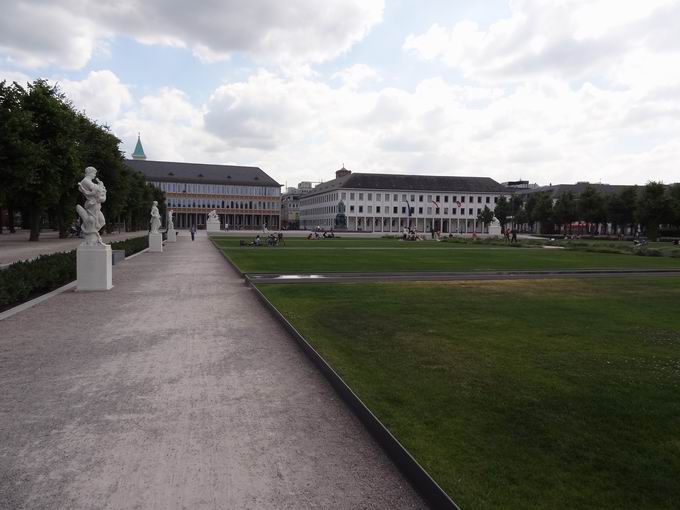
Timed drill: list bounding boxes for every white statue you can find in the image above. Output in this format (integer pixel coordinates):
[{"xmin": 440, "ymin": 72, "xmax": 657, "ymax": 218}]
[
  {"xmin": 207, "ymin": 210, "xmax": 219, "ymax": 222},
  {"xmin": 167, "ymin": 209, "xmax": 175, "ymax": 231},
  {"xmin": 76, "ymin": 166, "xmax": 107, "ymax": 246},
  {"xmin": 150, "ymin": 201, "xmax": 161, "ymax": 234}
]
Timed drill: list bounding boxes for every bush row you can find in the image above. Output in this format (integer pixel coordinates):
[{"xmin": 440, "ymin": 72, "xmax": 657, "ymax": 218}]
[{"xmin": 0, "ymin": 235, "xmax": 148, "ymax": 312}]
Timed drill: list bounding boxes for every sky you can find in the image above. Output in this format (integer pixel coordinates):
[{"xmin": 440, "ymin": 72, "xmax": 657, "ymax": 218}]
[{"xmin": 2, "ymin": 0, "xmax": 679, "ymax": 187}]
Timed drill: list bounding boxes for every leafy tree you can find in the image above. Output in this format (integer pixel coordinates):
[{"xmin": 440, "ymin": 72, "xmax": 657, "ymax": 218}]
[
  {"xmin": 510, "ymin": 194, "xmax": 524, "ymax": 228},
  {"xmin": 669, "ymin": 183, "xmax": 680, "ymax": 229},
  {"xmin": 577, "ymin": 185, "xmax": 606, "ymax": 234},
  {"xmin": 636, "ymin": 182, "xmax": 670, "ymax": 240},
  {"xmin": 514, "ymin": 206, "xmax": 529, "ymax": 228},
  {"xmin": 528, "ymin": 192, "xmax": 553, "ymax": 233},
  {"xmin": 478, "ymin": 205, "xmax": 495, "ymax": 230},
  {"xmin": 607, "ymin": 187, "xmax": 638, "ymax": 235},
  {"xmin": 494, "ymin": 195, "xmax": 510, "ymax": 228},
  {"xmin": 552, "ymin": 191, "xmax": 577, "ymax": 233}
]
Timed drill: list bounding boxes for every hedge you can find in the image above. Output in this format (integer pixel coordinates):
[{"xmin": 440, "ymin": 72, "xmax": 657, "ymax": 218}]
[{"xmin": 0, "ymin": 235, "xmax": 148, "ymax": 312}]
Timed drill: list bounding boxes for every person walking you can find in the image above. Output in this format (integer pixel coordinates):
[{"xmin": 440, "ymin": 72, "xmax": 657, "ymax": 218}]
[{"xmin": 191, "ymin": 224, "xmax": 197, "ymax": 241}]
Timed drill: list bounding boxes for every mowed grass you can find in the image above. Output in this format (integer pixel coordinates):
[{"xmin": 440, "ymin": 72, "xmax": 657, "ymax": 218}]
[
  {"xmin": 212, "ymin": 237, "xmax": 680, "ymax": 273},
  {"xmin": 259, "ymin": 278, "xmax": 680, "ymax": 509}
]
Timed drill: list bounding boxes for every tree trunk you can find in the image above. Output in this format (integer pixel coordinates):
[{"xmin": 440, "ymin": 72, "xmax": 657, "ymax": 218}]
[
  {"xmin": 57, "ymin": 215, "xmax": 67, "ymax": 238},
  {"xmin": 29, "ymin": 207, "xmax": 42, "ymax": 241}
]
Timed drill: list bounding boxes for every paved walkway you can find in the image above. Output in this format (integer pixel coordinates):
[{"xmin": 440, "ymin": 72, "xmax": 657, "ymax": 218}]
[
  {"xmin": 0, "ymin": 230, "xmax": 148, "ymax": 266},
  {"xmin": 0, "ymin": 233, "xmax": 424, "ymax": 509}
]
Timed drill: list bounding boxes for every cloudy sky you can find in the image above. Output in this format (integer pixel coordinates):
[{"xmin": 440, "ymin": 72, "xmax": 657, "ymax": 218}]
[{"xmin": 2, "ymin": 0, "xmax": 679, "ymax": 187}]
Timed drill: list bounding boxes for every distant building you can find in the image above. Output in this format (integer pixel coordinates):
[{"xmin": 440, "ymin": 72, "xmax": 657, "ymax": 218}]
[
  {"xmin": 503, "ymin": 179, "xmax": 538, "ymax": 189},
  {"xmin": 281, "ymin": 181, "xmax": 316, "ymax": 229},
  {"xmin": 125, "ymin": 144, "xmax": 281, "ymax": 230},
  {"xmin": 299, "ymin": 167, "xmax": 510, "ymax": 233},
  {"xmin": 515, "ymin": 181, "xmax": 633, "ymax": 198}
]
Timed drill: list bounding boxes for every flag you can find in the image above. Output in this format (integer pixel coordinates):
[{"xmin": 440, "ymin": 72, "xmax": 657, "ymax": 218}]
[
  {"xmin": 405, "ymin": 200, "xmax": 412, "ymax": 216},
  {"xmin": 456, "ymin": 201, "xmax": 462, "ymax": 208},
  {"xmin": 432, "ymin": 200, "xmax": 440, "ymax": 209}
]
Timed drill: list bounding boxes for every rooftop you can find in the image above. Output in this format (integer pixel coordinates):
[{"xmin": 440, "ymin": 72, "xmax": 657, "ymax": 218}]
[
  {"xmin": 125, "ymin": 159, "xmax": 281, "ymax": 187},
  {"xmin": 306, "ymin": 172, "xmax": 511, "ymax": 196}
]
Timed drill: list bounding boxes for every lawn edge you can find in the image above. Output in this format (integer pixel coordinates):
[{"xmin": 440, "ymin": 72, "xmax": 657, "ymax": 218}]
[{"xmin": 210, "ymin": 237, "xmax": 461, "ymax": 510}]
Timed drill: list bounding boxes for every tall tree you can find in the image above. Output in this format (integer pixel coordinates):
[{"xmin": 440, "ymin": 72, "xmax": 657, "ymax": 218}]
[
  {"xmin": 552, "ymin": 191, "xmax": 577, "ymax": 234},
  {"xmin": 607, "ymin": 187, "xmax": 638, "ymax": 235},
  {"xmin": 636, "ymin": 182, "xmax": 670, "ymax": 240},
  {"xmin": 577, "ymin": 185, "xmax": 606, "ymax": 234},
  {"xmin": 669, "ymin": 183, "xmax": 680, "ymax": 229},
  {"xmin": 494, "ymin": 195, "xmax": 511, "ymax": 228},
  {"xmin": 478, "ymin": 205, "xmax": 495, "ymax": 230},
  {"xmin": 528, "ymin": 192, "xmax": 553, "ymax": 233}
]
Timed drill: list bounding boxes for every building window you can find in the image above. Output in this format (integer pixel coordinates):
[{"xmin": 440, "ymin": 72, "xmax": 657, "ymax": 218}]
[
  {"xmin": 478, "ymin": 196, "xmax": 482, "ymax": 203},
  {"xmin": 393, "ymin": 194, "xmax": 398, "ymax": 201},
  {"xmin": 486, "ymin": 196, "xmax": 491, "ymax": 203},
  {"xmin": 341, "ymin": 192, "xmax": 346, "ymax": 199},
  {"xmin": 477, "ymin": 208, "xmax": 481, "ymax": 215},
  {"xmin": 350, "ymin": 193, "xmax": 355, "ymax": 200},
  {"xmin": 402, "ymin": 207, "xmax": 406, "ymax": 214},
  {"xmin": 368, "ymin": 193, "xmax": 372, "ymax": 201},
  {"xmin": 444, "ymin": 207, "xmax": 449, "ymax": 214},
  {"xmin": 436, "ymin": 195, "xmax": 440, "ymax": 202},
  {"xmin": 393, "ymin": 206, "xmax": 398, "ymax": 213},
  {"xmin": 427, "ymin": 195, "xmax": 432, "ymax": 202},
  {"xmin": 427, "ymin": 207, "xmax": 432, "ymax": 215},
  {"xmin": 403, "ymin": 194, "xmax": 407, "ymax": 201},
  {"xmin": 494, "ymin": 196, "xmax": 498, "ymax": 203},
  {"xmin": 359, "ymin": 193, "xmax": 363, "ymax": 200},
  {"xmin": 376, "ymin": 206, "xmax": 381, "ymax": 213},
  {"xmin": 418, "ymin": 207, "xmax": 423, "ymax": 214},
  {"xmin": 367, "ymin": 206, "xmax": 372, "ymax": 213},
  {"xmin": 468, "ymin": 208, "xmax": 473, "ymax": 215},
  {"xmin": 469, "ymin": 196, "xmax": 474, "ymax": 203},
  {"xmin": 350, "ymin": 205, "xmax": 355, "ymax": 212},
  {"xmin": 376, "ymin": 194, "xmax": 381, "ymax": 201},
  {"xmin": 419, "ymin": 195, "xmax": 424, "ymax": 202},
  {"xmin": 460, "ymin": 196, "xmax": 464, "ymax": 203},
  {"xmin": 359, "ymin": 206, "xmax": 363, "ymax": 213}
]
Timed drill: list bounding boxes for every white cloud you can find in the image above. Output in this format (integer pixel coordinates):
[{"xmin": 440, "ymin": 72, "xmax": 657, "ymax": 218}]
[
  {"xmin": 57, "ymin": 70, "xmax": 131, "ymax": 124},
  {"xmin": 0, "ymin": 0, "xmax": 384, "ymax": 70},
  {"xmin": 403, "ymin": 0, "xmax": 680, "ymax": 89}
]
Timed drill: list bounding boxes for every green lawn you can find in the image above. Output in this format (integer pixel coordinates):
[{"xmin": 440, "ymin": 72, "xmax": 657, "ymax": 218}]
[
  {"xmin": 259, "ymin": 278, "xmax": 680, "ymax": 510},
  {"xmin": 213, "ymin": 237, "xmax": 680, "ymax": 273}
]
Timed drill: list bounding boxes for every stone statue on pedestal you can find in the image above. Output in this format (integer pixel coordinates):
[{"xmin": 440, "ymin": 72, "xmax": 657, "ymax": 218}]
[
  {"xmin": 76, "ymin": 166, "xmax": 108, "ymax": 246},
  {"xmin": 207, "ymin": 210, "xmax": 219, "ymax": 222},
  {"xmin": 167, "ymin": 209, "xmax": 175, "ymax": 231},
  {"xmin": 150, "ymin": 201, "xmax": 161, "ymax": 233},
  {"xmin": 334, "ymin": 200, "xmax": 347, "ymax": 230}
]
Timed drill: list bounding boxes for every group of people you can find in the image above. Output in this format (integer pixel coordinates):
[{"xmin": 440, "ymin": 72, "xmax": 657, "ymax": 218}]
[
  {"xmin": 503, "ymin": 228, "xmax": 518, "ymax": 243},
  {"xmin": 307, "ymin": 229, "xmax": 336, "ymax": 240},
  {"xmin": 243, "ymin": 232, "xmax": 284, "ymax": 247}
]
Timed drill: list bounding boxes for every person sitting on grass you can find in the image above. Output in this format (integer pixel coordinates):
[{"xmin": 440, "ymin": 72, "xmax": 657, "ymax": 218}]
[{"xmin": 250, "ymin": 235, "xmax": 261, "ymax": 247}]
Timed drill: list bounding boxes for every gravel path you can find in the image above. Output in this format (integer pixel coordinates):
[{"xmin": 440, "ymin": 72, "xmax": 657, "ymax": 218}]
[
  {"xmin": 0, "ymin": 233, "xmax": 425, "ymax": 509},
  {"xmin": 0, "ymin": 230, "xmax": 148, "ymax": 266}
]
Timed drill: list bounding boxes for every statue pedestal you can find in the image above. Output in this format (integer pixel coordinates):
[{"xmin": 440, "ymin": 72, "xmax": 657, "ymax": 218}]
[
  {"xmin": 488, "ymin": 223, "xmax": 502, "ymax": 236},
  {"xmin": 77, "ymin": 244, "xmax": 112, "ymax": 291},
  {"xmin": 149, "ymin": 232, "xmax": 163, "ymax": 252},
  {"xmin": 167, "ymin": 229, "xmax": 177, "ymax": 242},
  {"xmin": 206, "ymin": 220, "xmax": 221, "ymax": 232}
]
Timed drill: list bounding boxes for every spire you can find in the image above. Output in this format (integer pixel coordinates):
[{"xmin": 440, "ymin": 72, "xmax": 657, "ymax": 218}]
[{"xmin": 132, "ymin": 132, "xmax": 147, "ymax": 160}]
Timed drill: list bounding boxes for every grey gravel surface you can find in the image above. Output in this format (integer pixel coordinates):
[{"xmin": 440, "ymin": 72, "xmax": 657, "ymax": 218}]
[
  {"xmin": 0, "ymin": 234, "xmax": 425, "ymax": 510},
  {"xmin": 0, "ymin": 230, "xmax": 147, "ymax": 266}
]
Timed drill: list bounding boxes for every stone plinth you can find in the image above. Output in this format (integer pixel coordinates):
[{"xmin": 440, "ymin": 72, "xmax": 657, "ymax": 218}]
[
  {"xmin": 167, "ymin": 229, "xmax": 177, "ymax": 242},
  {"xmin": 77, "ymin": 244, "xmax": 112, "ymax": 291},
  {"xmin": 206, "ymin": 220, "xmax": 221, "ymax": 232},
  {"xmin": 488, "ymin": 223, "xmax": 502, "ymax": 236},
  {"xmin": 149, "ymin": 232, "xmax": 163, "ymax": 252}
]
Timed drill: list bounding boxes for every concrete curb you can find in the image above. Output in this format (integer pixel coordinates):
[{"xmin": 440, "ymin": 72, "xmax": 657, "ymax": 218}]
[
  {"xmin": 212, "ymin": 240, "xmax": 460, "ymax": 510},
  {"xmin": 0, "ymin": 247, "xmax": 150, "ymax": 321}
]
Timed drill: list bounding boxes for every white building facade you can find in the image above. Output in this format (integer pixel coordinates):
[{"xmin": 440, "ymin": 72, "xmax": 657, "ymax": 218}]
[{"xmin": 299, "ymin": 169, "xmax": 511, "ymax": 233}]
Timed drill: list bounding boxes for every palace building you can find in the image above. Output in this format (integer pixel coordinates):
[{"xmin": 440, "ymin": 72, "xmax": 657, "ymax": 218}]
[
  {"xmin": 125, "ymin": 136, "xmax": 281, "ymax": 230},
  {"xmin": 299, "ymin": 167, "xmax": 510, "ymax": 233}
]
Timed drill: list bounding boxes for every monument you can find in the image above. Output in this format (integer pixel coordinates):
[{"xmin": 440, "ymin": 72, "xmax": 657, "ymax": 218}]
[
  {"xmin": 149, "ymin": 201, "xmax": 163, "ymax": 252},
  {"xmin": 488, "ymin": 217, "xmax": 502, "ymax": 237},
  {"xmin": 75, "ymin": 166, "xmax": 112, "ymax": 291},
  {"xmin": 206, "ymin": 209, "xmax": 221, "ymax": 232},
  {"xmin": 166, "ymin": 209, "xmax": 177, "ymax": 242},
  {"xmin": 334, "ymin": 200, "xmax": 347, "ymax": 230}
]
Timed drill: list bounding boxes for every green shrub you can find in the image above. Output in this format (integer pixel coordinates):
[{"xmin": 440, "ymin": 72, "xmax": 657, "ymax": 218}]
[
  {"xmin": 634, "ymin": 247, "xmax": 662, "ymax": 257},
  {"xmin": 110, "ymin": 235, "xmax": 148, "ymax": 256},
  {"xmin": 0, "ymin": 251, "xmax": 77, "ymax": 312},
  {"xmin": 0, "ymin": 235, "xmax": 148, "ymax": 312}
]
